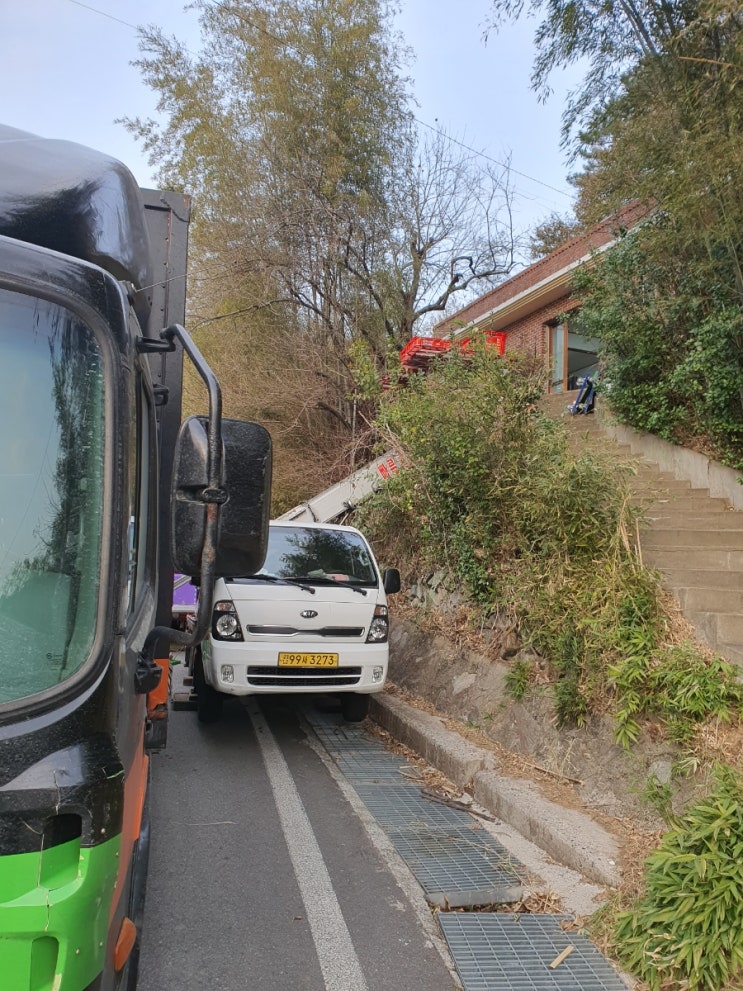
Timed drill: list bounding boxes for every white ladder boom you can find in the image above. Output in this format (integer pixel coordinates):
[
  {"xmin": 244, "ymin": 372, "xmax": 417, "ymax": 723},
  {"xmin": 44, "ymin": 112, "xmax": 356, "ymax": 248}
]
[{"xmin": 276, "ymin": 451, "xmax": 399, "ymax": 523}]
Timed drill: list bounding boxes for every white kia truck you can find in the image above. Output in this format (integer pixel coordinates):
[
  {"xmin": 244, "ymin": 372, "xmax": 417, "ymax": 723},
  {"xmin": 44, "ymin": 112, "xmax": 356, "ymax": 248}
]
[{"xmin": 190, "ymin": 521, "xmax": 400, "ymax": 722}]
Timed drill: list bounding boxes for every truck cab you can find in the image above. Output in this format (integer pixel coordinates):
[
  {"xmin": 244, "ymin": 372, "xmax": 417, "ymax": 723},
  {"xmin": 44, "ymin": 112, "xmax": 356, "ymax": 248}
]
[{"xmin": 194, "ymin": 521, "xmax": 400, "ymax": 723}]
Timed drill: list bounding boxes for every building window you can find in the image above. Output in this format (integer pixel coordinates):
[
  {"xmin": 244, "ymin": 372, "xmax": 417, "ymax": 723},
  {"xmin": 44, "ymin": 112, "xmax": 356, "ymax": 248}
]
[
  {"xmin": 126, "ymin": 375, "xmax": 154, "ymax": 616},
  {"xmin": 548, "ymin": 313, "xmax": 600, "ymax": 393}
]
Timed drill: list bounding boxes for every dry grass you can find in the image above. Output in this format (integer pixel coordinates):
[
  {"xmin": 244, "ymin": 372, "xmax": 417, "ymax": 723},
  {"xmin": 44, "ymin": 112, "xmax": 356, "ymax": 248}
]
[
  {"xmin": 382, "ymin": 681, "xmax": 600, "ymax": 807},
  {"xmin": 391, "ymin": 593, "xmax": 513, "ymax": 663}
]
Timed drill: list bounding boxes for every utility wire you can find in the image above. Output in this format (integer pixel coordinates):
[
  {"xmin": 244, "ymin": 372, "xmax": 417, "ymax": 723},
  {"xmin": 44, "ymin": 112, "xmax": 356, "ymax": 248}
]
[
  {"xmin": 415, "ymin": 117, "xmax": 572, "ymax": 198},
  {"xmin": 67, "ymin": 0, "xmax": 137, "ymax": 29}
]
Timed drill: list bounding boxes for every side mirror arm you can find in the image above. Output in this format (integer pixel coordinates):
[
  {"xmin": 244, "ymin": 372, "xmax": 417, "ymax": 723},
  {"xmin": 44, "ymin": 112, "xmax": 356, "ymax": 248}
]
[{"xmin": 135, "ymin": 324, "xmax": 225, "ymax": 692}]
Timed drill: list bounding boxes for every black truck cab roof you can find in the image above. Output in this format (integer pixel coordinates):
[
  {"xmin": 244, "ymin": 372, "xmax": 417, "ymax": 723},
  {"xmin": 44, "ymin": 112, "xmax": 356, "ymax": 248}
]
[{"xmin": 0, "ymin": 123, "xmax": 153, "ymax": 327}]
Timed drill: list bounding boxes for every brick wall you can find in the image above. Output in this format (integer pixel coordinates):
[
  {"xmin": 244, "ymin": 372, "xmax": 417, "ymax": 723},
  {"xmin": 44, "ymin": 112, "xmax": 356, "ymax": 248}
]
[{"xmin": 500, "ymin": 298, "xmax": 581, "ymax": 362}]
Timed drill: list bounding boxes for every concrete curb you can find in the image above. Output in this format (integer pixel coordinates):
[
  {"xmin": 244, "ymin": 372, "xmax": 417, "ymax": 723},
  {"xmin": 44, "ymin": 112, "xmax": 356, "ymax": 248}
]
[{"xmin": 370, "ymin": 693, "xmax": 621, "ymax": 889}]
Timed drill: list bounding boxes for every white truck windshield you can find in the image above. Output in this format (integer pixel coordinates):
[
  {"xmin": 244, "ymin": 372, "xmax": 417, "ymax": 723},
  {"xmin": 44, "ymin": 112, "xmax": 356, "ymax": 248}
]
[
  {"xmin": 0, "ymin": 288, "xmax": 105, "ymax": 704},
  {"xmin": 255, "ymin": 526, "xmax": 377, "ymax": 586}
]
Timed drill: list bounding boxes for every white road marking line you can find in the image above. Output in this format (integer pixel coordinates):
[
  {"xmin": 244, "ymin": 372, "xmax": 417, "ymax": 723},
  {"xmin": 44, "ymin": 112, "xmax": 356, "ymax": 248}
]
[{"xmin": 247, "ymin": 701, "xmax": 369, "ymax": 991}]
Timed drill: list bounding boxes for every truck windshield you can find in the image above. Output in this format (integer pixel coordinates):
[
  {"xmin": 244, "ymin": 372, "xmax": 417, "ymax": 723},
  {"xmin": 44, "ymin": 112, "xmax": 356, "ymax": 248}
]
[
  {"xmin": 255, "ymin": 526, "xmax": 377, "ymax": 585},
  {"xmin": 0, "ymin": 288, "xmax": 105, "ymax": 705}
]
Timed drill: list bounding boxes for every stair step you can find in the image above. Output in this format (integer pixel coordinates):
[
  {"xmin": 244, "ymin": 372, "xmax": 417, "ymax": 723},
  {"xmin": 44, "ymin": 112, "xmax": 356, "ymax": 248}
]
[
  {"xmin": 632, "ymin": 484, "xmax": 703, "ymax": 499},
  {"xmin": 632, "ymin": 481, "xmax": 711, "ymax": 494},
  {"xmin": 659, "ymin": 569, "xmax": 743, "ymax": 591},
  {"xmin": 717, "ymin": 614, "xmax": 743, "ymax": 645},
  {"xmin": 631, "ymin": 460, "xmax": 675, "ymax": 470},
  {"xmin": 563, "ymin": 412, "xmax": 602, "ymax": 422},
  {"xmin": 644, "ymin": 548, "xmax": 743, "ymax": 571},
  {"xmin": 641, "ymin": 528, "xmax": 743, "ymax": 548},
  {"xmin": 633, "ymin": 463, "xmax": 683, "ymax": 474},
  {"xmin": 688, "ymin": 612, "xmax": 743, "ymax": 648},
  {"xmin": 630, "ymin": 468, "xmax": 706, "ymax": 483},
  {"xmin": 718, "ymin": 643, "xmax": 743, "ymax": 668},
  {"xmin": 677, "ymin": 587, "xmax": 743, "ymax": 613},
  {"xmin": 641, "ymin": 512, "xmax": 742, "ymax": 527},
  {"xmin": 634, "ymin": 496, "xmax": 730, "ymax": 513}
]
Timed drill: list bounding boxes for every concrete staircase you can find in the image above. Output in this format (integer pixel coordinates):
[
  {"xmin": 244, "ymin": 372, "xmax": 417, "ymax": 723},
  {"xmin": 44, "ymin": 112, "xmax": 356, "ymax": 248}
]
[
  {"xmin": 632, "ymin": 472, "xmax": 743, "ymax": 668},
  {"xmin": 541, "ymin": 391, "xmax": 743, "ymax": 669}
]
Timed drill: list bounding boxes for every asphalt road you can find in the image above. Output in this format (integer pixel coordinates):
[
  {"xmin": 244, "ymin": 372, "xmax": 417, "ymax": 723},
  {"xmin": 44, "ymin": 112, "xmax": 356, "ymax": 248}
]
[{"xmin": 138, "ymin": 693, "xmax": 458, "ymax": 991}]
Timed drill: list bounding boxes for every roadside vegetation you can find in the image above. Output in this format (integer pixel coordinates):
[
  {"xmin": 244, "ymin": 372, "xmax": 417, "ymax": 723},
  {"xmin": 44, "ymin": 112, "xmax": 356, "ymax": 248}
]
[
  {"xmin": 573, "ymin": 220, "xmax": 743, "ymax": 473},
  {"xmin": 497, "ymin": 0, "xmax": 743, "ymax": 471},
  {"xmin": 357, "ymin": 349, "xmax": 743, "ymax": 991},
  {"xmin": 359, "ymin": 349, "xmax": 742, "ymax": 747},
  {"xmin": 612, "ymin": 765, "xmax": 743, "ymax": 991}
]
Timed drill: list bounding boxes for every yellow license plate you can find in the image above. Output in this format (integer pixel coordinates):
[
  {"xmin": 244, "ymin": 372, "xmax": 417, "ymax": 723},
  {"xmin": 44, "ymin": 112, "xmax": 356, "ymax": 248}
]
[{"xmin": 278, "ymin": 652, "xmax": 339, "ymax": 668}]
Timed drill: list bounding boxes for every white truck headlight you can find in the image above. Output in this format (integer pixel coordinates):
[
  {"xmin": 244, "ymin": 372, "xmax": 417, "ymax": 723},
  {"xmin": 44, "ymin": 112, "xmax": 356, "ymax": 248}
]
[
  {"xmin": 212, "ymin": 600, "xmax": 244, "ymax": 641},
  {"xmin": 366, "ymin": 605, "xmax": 389, "ymax": 643}
]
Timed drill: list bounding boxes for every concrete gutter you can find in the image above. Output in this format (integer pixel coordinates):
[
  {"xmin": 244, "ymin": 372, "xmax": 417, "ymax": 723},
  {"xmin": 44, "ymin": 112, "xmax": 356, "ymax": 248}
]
[{"xmin": 370, "ymin": 692, "xmax": 621, "ymax": 890}]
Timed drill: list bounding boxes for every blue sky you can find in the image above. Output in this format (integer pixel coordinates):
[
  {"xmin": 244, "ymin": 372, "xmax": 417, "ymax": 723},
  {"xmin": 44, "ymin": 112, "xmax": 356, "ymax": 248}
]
[{"xmin": 2, "ymin": 0, "xmax": 580, "ymax": 236}]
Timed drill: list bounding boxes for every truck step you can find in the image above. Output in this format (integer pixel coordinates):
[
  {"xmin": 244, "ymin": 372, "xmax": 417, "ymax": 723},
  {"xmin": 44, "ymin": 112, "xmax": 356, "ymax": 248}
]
[{"xmin": 171, "ymin": 690, "xmax": 198, "ymax": 711}]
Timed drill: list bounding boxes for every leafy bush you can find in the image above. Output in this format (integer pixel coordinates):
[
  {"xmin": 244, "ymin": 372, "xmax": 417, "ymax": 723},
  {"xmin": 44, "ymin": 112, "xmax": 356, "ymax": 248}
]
[
  {"xmin": 670, "ymin": 307, "xmax": 743, "ymax": 466},
  {"xmin": 504, "ymin": 658, "xmax": 532, "ymax": 701},
  {"xmin": 360, "ymin": 348, "xmax": 549, "ymax": 594},
  {"xmin": 613, "ymin": 766, "xmax": 743, "ymax": 990},
  {"xmin": 611, "ymin": 644, "xmax": 743, "ymax": 749},
  {"xmin": 354, "ymin": 356, "xmax": 611, "ymax": 715},
  {"xmin": 574, "ymin": 219, "xmax": 743, "ymax": 471}
]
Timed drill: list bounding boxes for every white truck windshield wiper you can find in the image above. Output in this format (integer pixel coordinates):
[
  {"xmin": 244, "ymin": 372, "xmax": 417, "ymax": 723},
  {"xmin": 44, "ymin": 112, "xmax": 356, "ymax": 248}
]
[
  {"xmin": 248, "ymin": 574, "xmax": 316, "ymax": 594},
  {"xmin": 294, "ymin": 575, "xmax": 368, "ymax": 596}
]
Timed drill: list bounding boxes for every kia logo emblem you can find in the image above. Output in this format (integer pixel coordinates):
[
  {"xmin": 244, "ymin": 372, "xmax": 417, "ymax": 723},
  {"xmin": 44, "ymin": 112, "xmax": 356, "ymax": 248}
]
[{"xmin": 301, "ymin": 609, "xmax": 318, "ymax": 619}]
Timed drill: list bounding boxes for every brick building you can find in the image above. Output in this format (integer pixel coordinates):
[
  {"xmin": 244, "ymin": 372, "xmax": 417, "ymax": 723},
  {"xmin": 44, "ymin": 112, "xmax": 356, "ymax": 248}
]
[{"xmin": 433, "ymin": 203, "xmax": 648, "ymax": 394}]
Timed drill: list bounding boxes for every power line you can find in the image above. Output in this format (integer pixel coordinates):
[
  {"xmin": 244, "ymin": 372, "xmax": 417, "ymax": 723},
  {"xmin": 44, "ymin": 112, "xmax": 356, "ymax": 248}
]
[
  {"xmin": 67, "ymin": 0, "xmax": 138, "ymax": 30},
  {"xmin": 415, "ymin": 117, "xmax": 573, "ymax": 199}
]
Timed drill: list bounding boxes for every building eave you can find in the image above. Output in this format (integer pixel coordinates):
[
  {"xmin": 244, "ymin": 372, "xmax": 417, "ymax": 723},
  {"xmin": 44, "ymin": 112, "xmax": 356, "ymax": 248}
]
[{"xmin": 444, "ymin": 238, "xmax": 616, "ymax": 340}]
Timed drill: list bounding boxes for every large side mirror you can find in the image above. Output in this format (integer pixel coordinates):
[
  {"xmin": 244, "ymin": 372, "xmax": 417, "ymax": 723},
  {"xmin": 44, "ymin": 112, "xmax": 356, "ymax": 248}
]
[
  {"xmin": 216, "ymin": 417, "xmax": 272, "ymax": 575},
  {"xmin": 171, "ymin": 415, "xmax": 272, "ymax": 577},
  {"xmin": 383, "ymin": 568, "xmax": 401, "ymax": 594}
]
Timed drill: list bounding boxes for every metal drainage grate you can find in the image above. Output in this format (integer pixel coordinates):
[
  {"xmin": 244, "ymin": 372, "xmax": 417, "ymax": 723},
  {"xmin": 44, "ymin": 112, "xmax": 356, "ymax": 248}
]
[
  {"xmin": 353, "ymin": 784, "xmax": 481, "ymax": 830},
  {"xmin": 331, "ymin": 755, "xmax": 410, "ymax": 785},
  {"xmin": 388, "ymin": 826, "xmax": 522, "ymax": 908},
  {"xmin": 308, "ymin": 724, "xmax": 385, "ymax": 751},
  {"xmin": 306, "ymin": 714, "xmax": 526, "ymax": 909},
  {"xmin": 315, "ymin": 735, "xmax": 386, "ymax": 752},
  {"xmin": 438, "ymin": 914, "xmax": 629, "ymax": 991},
  {"xmin": 304, "ymin": 708, "xmax": 365, "ymax": 733}
]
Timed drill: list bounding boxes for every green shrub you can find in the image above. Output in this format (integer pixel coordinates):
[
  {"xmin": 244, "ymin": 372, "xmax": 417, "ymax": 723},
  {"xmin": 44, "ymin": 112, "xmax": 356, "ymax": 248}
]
[
  {"xmin": 611, "ymin": 644, "xmax": 743, "ymax": 748},
  {"xmin": 574, "ymin": 220, "xmax": 743, "ymax": 471},
  {"xmin": 504, "ymin": 658, "xmax": 533, "ymax": 701},
  {"xmin": 613, "ymin": 766, "xmax": 743, "ymax": 990}
]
